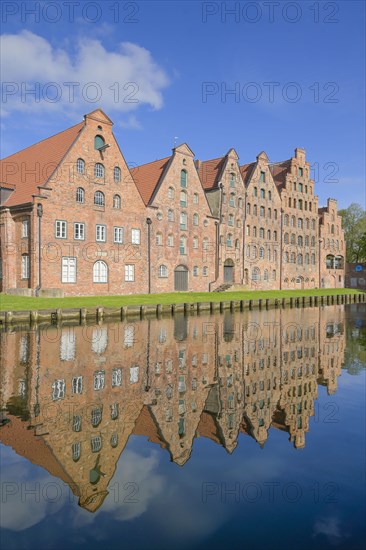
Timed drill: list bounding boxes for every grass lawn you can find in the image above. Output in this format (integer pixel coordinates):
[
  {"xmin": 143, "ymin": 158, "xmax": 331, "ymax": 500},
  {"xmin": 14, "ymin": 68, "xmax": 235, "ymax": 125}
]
[{"xmin": 0, "ymin": 288, "xmax": 362, "ymax": 312}]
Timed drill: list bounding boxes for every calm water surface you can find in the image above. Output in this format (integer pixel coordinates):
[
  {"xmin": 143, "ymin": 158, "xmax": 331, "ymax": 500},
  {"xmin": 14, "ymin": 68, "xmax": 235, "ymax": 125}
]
[{"xmin": 0, "ymin": 303, "xmax": 365, "ymax": 550}]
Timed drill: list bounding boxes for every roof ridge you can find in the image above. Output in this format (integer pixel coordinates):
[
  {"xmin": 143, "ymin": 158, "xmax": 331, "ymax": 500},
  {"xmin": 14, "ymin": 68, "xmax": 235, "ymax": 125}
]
[{"xmin": 131, "ymin": 156, "xmax": 171, "ymax": 171}]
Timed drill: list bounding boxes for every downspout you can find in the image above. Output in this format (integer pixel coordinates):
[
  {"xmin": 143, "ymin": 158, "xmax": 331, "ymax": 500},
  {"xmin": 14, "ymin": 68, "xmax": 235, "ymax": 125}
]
[
  {"xmin": 146, "ymin": 217, "xmax": 152, "ymax": 294},
  {"xmin": 242, "ymin": 189, "xmax": 247, "ymax": 284},
  {"xmin": 35, "ymin": 203, "xmax": 43, "ymax": 296},
  {"xmin": 318, "ymin": 238, "xmax": 322, "ymax": 288},
  {"xmin": 279, "ymin": 207, "xmax": 283, "ymax": 290}
]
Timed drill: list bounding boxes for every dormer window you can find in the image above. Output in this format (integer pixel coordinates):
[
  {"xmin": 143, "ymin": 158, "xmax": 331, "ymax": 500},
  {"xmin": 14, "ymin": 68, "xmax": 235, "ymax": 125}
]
[{"xmin": 94, "ymin": 135, "xmax": 105, "ymax": 150}]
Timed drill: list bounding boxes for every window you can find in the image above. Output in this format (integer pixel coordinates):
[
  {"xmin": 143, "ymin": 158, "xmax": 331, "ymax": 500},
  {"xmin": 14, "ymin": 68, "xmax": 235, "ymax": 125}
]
[
  {"xmin": 125, "ymin": 264, "xmax": 135, "ymax": 282},
  {"xmin": 130, "ymin": 365, "xmax": 139, "ymax": 384},
  {"xmin": 131, "ymin": 229, "xmax": 140, "ymax": 244},
  {"xmin": 52, "ymin": 379, "xmax": 65, "ymax": 400},
  {"xmin": 168, "ymin": 209, "xmax": 174, "ymax": 222},
  {"xmin": 203, "ymin": 266, "xmax": 208, "ymax": 276},
  {"xmin": 260, "ymin": 206, "xmax": 265, "ymax": 217},
  {"xmin": 74, "ymin": 222, "xmax": 85, "ymax": 240},
  {"xmin": 252, "ymin": 267, "xmax": 260, "ymax": 281},
  {"xmin": 76, "ymin": 187, "xmax": 85, "ymax": 204},
  {"xmin": 202, "ymin": 237, "xmax": 208, "ymax": 251},
  {"xmin": 290, "ymin": 252, "xmax": 296, "ymax": 263},
  {"xmin": 96, "ymin": 224, "xmax": 106, "ymax": 242},
  {"xmin": 259, "ymin": 227, "xmax": 265, "ymax": 238},
  {"xmin": 272, "ymin": 269, "xmax": 276, "ymax": 280},
  {"xmin": 298, "ymin": 218, "xmax": 303, "ymax": 229},
  {"xmin": 159, "ymin": 265, "xmax": 168, "ymax": 278},
  {"xmin": 226, "ymin": 234, "xmax": 233, "ymax": 247},
  {"xmin": 298, "ymin": 236, "xmax": 303, "ymax": 246},
  {"xmin": 91, "ymin": 436, "xmax": 102, "ymax": 453},
  {"xmin": 311, "ymin": 254, "xmax": 316, "ymax": 265},
  {"xmin": 76, "ymin": 158, "xmax": 85, "ymax": 174},
  {"xmin": 193, "ymin": 266, "xmax": 199, "ymax": 276},
  {"xmin": 238, "ymin": 198, "xmax": 243, "ymax": 208},
  {"xmin": 229, "ymin": 193, "xmax": 235, "ymax": 207},
  {"xmin": 112, "ymin": 368, "xmax": 122, "ymax": 387},
  {"xmin": 260, "ymin": 188, "xmax": 265, "ymax": 199},
  {"xmin": 193, "ymin": 213, "xmax": 199, "ymax": 226},
  {"xmin": 94, "ymin": 191, "xmax": 105, "ymax": 206},
  {"xmin": 253, "ymin": 205, "xmax": 257, "ymax": 215},
  {"xmin": 253, "ymin": 226, "xmax": 257, "ymax": 237},
  {"xmin": 273, "ymin": 230, "xmax": 277, "ymax": 241},
  {"xmin": 284, "ymin": 214, "xmax": 289, "ymax": 226},
  {"xmin": 193, "ymin": 236, "xmax": 198, "ymax": 249},
  {"xmin": 180, "ymin": 212, "xmax": 187, "ymax": 230},
  {"xmin": 110, "ymin": 403, "xmax": 119, "ymax": 420},
  {"xmin": 62, "ymin": 257, "xmax": 76, "ymax": 283},
  {"xmin": 22, "ymin": 220, "xmax": 29, "ymax": 238},
  {"xmin": 180, "ymin": 236, "xmax": 187, "ymax": 255},
  {"xmin": 268, "ymin": 191, "xmax": 272, "ymax": 200},
  {"xmin": 114, "ymin": 166, "xmax": 121, "ymax": 183},
  {"xmin": 253, "ymin": 187, "xmax": 258, "ymax": 197},
  {"xmin": 168, "ymin": 187, "xmax": 174, "ymax": 199},
  {"xmin": 260, "ymin": 171, "xmax": 265, "ymax": 182},
  {"xmin": 228, "ymin": 214, "xmax": 234, "ymax": 226},
  {"xmin": 180, "ymin": 170, "xmax": 187, "ymax": 188},
  {"xmin": 113, "ymin": 194, "xmax": 121, "ymax": 209},
  {"xmin": 72, "ymin": 376, "xmax": 83, "ymax": 395},
  {"xmin": 94, "ymin": 163, "xmax": 105, "ymax": 179},
  {"xmin": 235, "ymin": 239, "xmax": 239, "ymax": 249},
  {"xmin": 274, "ymin": 209, "xmax": 277, "ymax": 220},
  {"xmin": 168, "ymin": 234, "xmax": 174, "ymax": 247},
  {"xmin": 264, "ymin": 269, "xmax": 269, "ymax": 281},
  {"xmin": 298, "ymin": 167, "xmax": 303, "ymax": 177},
  {"xmin": 72, "ymin": 415, "xmax": 82, "ymax": 432},
  {"xmin": 180, "ymin": 190, "xmax": 187, "ymax": 207},
  {"xmin": 114, "ymin": 227, "xmax": 124, "ymax": 243},
  {"xmin": 156, "ymin": 232, "xmax": 163, "ymax": 246},
  {"xmin": 72, "ymin": 442, "xmax": 81, "ymax": 461},
  {"xmin": 273, "ymin": 250, "xmax": 277, "ymax": 261},
  {"xmin": 298, "ymin": 183, "xmax": 303, "ymax": 192},
  {"xmin": 259, "ymin": 247, "xmax": 264, "ymax": 259},
  {"xmin": 94, "ymin": 135, "xmax": 105, "ymax": 150},
  {"xmin": 21, "ymin": 255, "xmax": 29, "ymax": 279},
  {"xmin": 193, "ymin": 193, "xmax": 199, "ymax": 204},
  {"xmin": 247, "ymin": 203, "xmax": 251, "ymax": 215},
  {"xmin": 298, "ymin": 254, "xmax": 303, "ymax": 265},
  {"xmin": 284, "ymin": 252, "xmax": 289, "ymax": 263},
  {"xmin": 230, "ymin": 173, "xmax": 235, "ymax": 188},
  {"xmin": 93, "ymin": 261, "xmax": 108, "ymax": 283},
  {"xmin": 284, "ymin": 233, "xmax": 289, "ymax": 244},
  {"xmin": 55, "ymin": 220, "xmax": 67, "ymax": 239},
  {"xmin": 60, "ymin": 331, "xmax": 75, "ymax": 362}
]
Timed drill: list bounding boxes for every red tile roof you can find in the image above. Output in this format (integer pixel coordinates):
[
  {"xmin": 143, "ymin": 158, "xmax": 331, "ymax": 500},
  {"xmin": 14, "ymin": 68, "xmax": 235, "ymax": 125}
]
[
  {"xmin": 131, "ymin": 157, "xmax": 170, "ymax": 205},
  {"xmin": 197, "ymin": 157, "xmax": 225, "ymax": 190},
  {"xmin": 239, "ymin": 162, "xmax": 255, "ymax": 185},
  {"xmin": 0, "ymin": 121, "xmax": 84, "ymax": 206},
  {"xmin": 269, "ymin": 160, "xmax": 291, "ymax": 190}
]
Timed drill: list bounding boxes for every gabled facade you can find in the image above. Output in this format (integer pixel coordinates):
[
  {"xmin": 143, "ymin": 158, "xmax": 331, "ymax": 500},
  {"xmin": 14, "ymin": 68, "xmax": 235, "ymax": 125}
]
[
  {"xmin": 241, "ymin": 151, "xmax": 282, "ymax": 289},
  {"xmin": 132, "ymin": 144, "xmax": 216, "ymax": 292}
]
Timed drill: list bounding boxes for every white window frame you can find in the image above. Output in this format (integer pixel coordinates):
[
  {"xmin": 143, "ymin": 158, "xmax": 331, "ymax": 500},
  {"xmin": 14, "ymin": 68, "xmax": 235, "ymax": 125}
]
[
  {"xmin": 55, "ymin": 220, "xmax": 67, "ymax": 239},
  {"xmin": 22, "ymin": 220, "xmax": 29, "ymax": 238},
  {"xmin": 96, "ymin": 224, "xmax": 106, "ymax": 242},
  {"xmin": 93, "ymin": 260, "xmax": 108, "ymax": 283},
  {"xmin": 74, "ymin": 222, "xmax": 85, "ymax": 240},
  {"xmin": 125, "ymin": 264, "xmax": 135, "ymax": 282},
  {"xmin": 21, "ymin": 255, "xmax": 30, "ymax": 279},
  {"xmin": 61, "ymin": 257, "xmax": 77, "ymax": 283},
  {"xmin": 114, "ymin": 226, "xmax": 124, "ymax": 244},
  {"xmin": 131, "ymin": 228, "xmax": 140, "ymax": 245}
]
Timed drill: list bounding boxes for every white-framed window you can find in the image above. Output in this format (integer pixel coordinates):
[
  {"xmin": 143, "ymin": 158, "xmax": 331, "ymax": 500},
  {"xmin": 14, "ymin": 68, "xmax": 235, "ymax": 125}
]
[
  {"xmin": 74, "ymin": 222, "xmax": 85, "ymax": 240},
  {"xmin": 22, "ymin": 220, "xmax": 29, "ymax": 238},
  {"xmin": 55, "ymin": 220, "xmax": 67, "ymax": 239},
  {"xmin": 92, "ymin": 327, "xmax": 108, "ymax": 354},
  {"xmin": 180, "ymin": 236, "xmax": 187, "ymax": 255},
  {"xmin": 21, "ymin": 255, "xmax": 30, "ymax": 279},
  {"xmin": 112, "ymin": 368, "xmax": 122, "ymax": 387},
  {"xmin": 159, "ymin": 265, "xmax": 168, "ymax": 278},
  {"xmin": 93, "ymin": 371, "xmax": 105, "ymax": 391},
  {"xmin": 180, "ymin": 190, "xmax": 187, "ymax": 207},
  {"xmin": 124, "ymin": 325, "xmax": 135, "ymax": 347},
  {"xmin": 72, "ymin": 376, "xmax": 83, "ymax": 395},
  {"xmin": 193, "ymin": 236, "xmax": 198, "ymax": 249},
  {"xmin": 91, "ymin": 436, "xmax": 102, "ymax": 453},
  {"xmin": 113, "ymin": 194, "xmax": 121, "ymax": 209},
  {"xmin": 93, "ymin": 260, "xmax": 108, "ymax": 283},
  {"xmin": 125, "ymin": 264, "xmax": 135, "ymax": 282},
  {"xmin": 168, "ymin": 209, "xmax": 174, "ymax": 222},
  {"xmin": 203, "ymin": 266, "xmax": 208, "ymax": 276},
  {"xmin": 72, "ymin": 415, "xmax": 82, "ymax": 432},
  {"xmin": 60, "ymin": 329, "xmax": 76, "ymax": 360},
  {"xmin": 130, "ymin": 365, "xmax": 139, "ymax": 384},
  {"xmin": 94, "ymin": 163, "xmax": 105, "ymax": 179},
  {"xmin": 193, "ymin": 213, "xmax": 199, "ymax": 226},
  {"xmin": 180, "ymin": 212, "xmax": 187, "ymax": 230},
  {"xmin": 96, "ymin": 224, "xmax": 106, "ymax": 242},
  {"xmin": 72, "ymin": 442, "xmax": 81, "ymax": 461},
  {"xmin": 94, "ymin": 190, "xmax": 105, "ymax": 206},
  {"xmin": 114, "ymin": 226, "xmax": 124, "ymax": 243},
  {"xmin": 168, "ymin": 186, "xmax": 174, "ymax": 199},
  {"xmin": 76, "ymin": 158, "xmax": 85, "ymax": 174},
  {"xmin": 193, "ymin": 266, "xmax": 199, "ymax": 276},
  {"xmin": 62, "ymin": 257, "xmax": 76, "ymax": 283},
  {"xmin": 52, "ymin": 379, "xmax": 65, "ymax": 400},
  {"xmin": 167, "ymin": 234, "xmax": 174, "ymax": 247},
  {"xmin": 114, "ymin": 166, "xmax": 121, "ymax": 183},
  {"xmin": 131, "ymin": 229, "xmax": 140, "ymax": 244},
  {"xmin": 193, "ymin": 193, "xmax": 199, "ymax": 204},
  {"xmin": 110, "ymin": 403, "xmax": 119, "ymax": 420},
  {"xmin": 76, "ymin": 187, "xmax": 85, "ymax": 204},
  {"xmin": 156, "ymin": 232, "xmax": 163, "ymax": 246},
  {"xmin": 202, "ymin": 238, "xmax": 208, "ymax": 251}
]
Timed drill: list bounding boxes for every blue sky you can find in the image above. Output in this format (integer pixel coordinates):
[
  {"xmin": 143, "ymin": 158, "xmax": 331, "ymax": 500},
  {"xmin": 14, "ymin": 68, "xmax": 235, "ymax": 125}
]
[{"xmin": 1, "ymin": 0, "xmax": 365, "ymax": 208}]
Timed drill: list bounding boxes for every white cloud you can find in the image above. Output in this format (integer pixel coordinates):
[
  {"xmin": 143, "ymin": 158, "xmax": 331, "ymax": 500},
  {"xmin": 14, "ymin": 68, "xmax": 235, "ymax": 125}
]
[{"xmin": 0, "ymin": 31, "xmax": 170, "ymax": 118}]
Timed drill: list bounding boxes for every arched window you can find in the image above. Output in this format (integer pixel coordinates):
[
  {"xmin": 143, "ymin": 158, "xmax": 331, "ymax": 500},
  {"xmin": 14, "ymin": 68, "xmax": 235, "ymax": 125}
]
[
  {"xmin": 284, "ymin": 214, "xmax": 289, "ymax": 226},
  {"xmin": 246, "ymin": 245, "xmax": 250, "ymax": 257},
  {"xmin": 260, "ymin": 206, "xmax": 265, "ymax": 217},
  {"xmin": 180, "ymin": 170, "xmax": 187, "ymax": 188},
  {"xmin": 76, "ymin": 158, "xmax": 85, "ymax": 174},
  {"xmin": 193, "ymin": 192, "xmax": 199, "ymax": 204},
  {"xmin": 229, "ymin": 193, "xmax": 235, "ymax": 207},
  {"xmin": 230, "ymin": 173, "xmax": 236, "ymax": 187},
  {"xmin": 298, "ymin": 218, "xmax": 303, "ymax": 229},
  {"xmin": 168, "ymin": 209, "xmax": 174, "ymax": 222},
  {"xmin": 180, "ymin": 236, "xmax": 187, "ymax": 255},
  {"xmin": 267, "ymin": 249, "xmax": 271, "ymax": 260},
  {"xmin": 284, "ymin": 252, "xmax": 289, "ymax": 263},
  {"xmin": 156, "ymin": 232, "xmax": 163, "ymax": 245},
  {"xmin": 114, "ymin": 166, "xmax": 121, "ymax": 183},
  {"xmin": 274, "ymin": 209, "xmax": 278, "ymax": 220},
  {"xmin": 193, "ymin": 213, "xmax": 199, "ymax": 226},
  {"xmin": 273, "ymin": 231, "xmax": 277, "ymax": 241},
  {"xmin": 253, "ymin": 226, "xmax": 257, "ymax": 237},
  {"xmin": 272, "ymin": 270, "xmax": 276, "ymax": 280},
  {"xmin": 284, "ymin": 233, "xmax": 289, "ymax": 244},
  {"xmin": 268, "ymin": 208, "xmax": 271, "ymax": 218},
  {"xmin": 93, "ymin": 261, "xmax": 108, "ymax": 283},
  {"xmin": 235, "ymin": 239, "xmax": 239, "ymax": 249},
  {"xmin": 267, "ymin": 230, "xmax": 271, "ymax": 240},
  {"xmin": 252, "ymin": 246, "xmax": 257, "ymax": 258},
  {"xmin": 311, "ymin": 236, "xmax": 315, "ymax": 247},
  {"xmin": 306, "ymin": 218, "xmax": 310, "ymax": 229},
  {"xmin": 268, "ymin": 191, "xmax": 272, "ymax": 200},
  {"xmin": 203, "ymin": 266, "xmax": 208, "ymax": 276},
  {"xmin": 238, "ymin": 198, "xmax": 243, "ymax": 208},
  {"xmin": 291, "ymin": 234, "xmax": 296, "ymax": 245},
  {"xmin": 273, "ymin": 250, "xmax": 277, "ymax": 261},
  {"xmin": 298, "ymin": 254, "xmax": 303, "ymax": 265},
  {"xmin": 76, "ymin": 187, "xmax": 85, "ymax": 203},
  {"xmin": 168, "ymin": 186, "xmax": 174, "ymax": 199},
  {"xmin": 311, "ymin": 254, "xmax": 316, "ymax": 265},
  {"xmin": 72, "ymin": 442, "xmax": 81, "ymax": 462},
  {"xmin": 226, "ymin": 234, "xmax": 233, "ymax": 247},
  {"xmin": 180, "ymin": 190, "xmax": 187, "ymax": 207},
  {"xmin": 305, "ymin": 235, "xmax": 309, "ymax": 246},
  {"xmin": 264, "ymin": 269, "xmax": 269, "ymax": 281},
  {"xmin": 159, "ymin": 265, "xmax": 168, "ymax": 278},
  {"xmin": 253, "ymin": 187, "xmax": 258, "ymax": 197},
  {"xmin": 290, "ymin": 252, "xmax": 296, "ymax": 263},
  {"xmin": 180, "ymin": 212, "xmax": 187, "ymax": 230},
  {"xmin": 94, "ymin": 191, "xmax": 105, "ymax": 206},
  {"xmin": 247, "ymin": 203, "xmax": 251, "ymax": 215},
  {"xmin": 298, "ymin": 235, "xmax": 303, "ymax": 246},
  {"xmin": 291, "ymin": 216, "xmax": 296, "ymax": 227},
  {"xmin": 167, "ymin": 234, "xmax": 174, "ymax": 247},
  {"xmin": 259, "ymin": 227, "xmax": 265, "ymax": 238},
  {"xmin": 94, "ymin": 135, "xmax": 105, "ymax": 150},
  {"xmin": 260, "ymin": 188, "xmax": 265, "ymax": 199},
  {"xmin": 305, "ymin": 254, "xmax": 310, "ymax": 264},
  {"xmin": 253, "ymin": 204, "xmax": 257, "ymax": 215},
  {"xmin": 202, "ymin": 237, "xmax": 208, "ymax": 251},
  {"xmin": 113, "ymin": 194, "xmax": 121, "ymax": 209},
  {"xmin": 259, "ymin": 247, "xmax": 264, "ymax": 259},
  {"xmin": 193, "ymin": 236, "xmax": 199, "ymax": 249},
  {"xmin": 94, "ymin": 163, "xmax": 105, "ymax": 179}
]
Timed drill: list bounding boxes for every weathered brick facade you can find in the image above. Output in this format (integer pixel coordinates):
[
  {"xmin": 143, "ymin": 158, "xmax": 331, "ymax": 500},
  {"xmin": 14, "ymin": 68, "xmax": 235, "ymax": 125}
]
[{"xmin": 0, "ymin": 110, "xmax": 345, "ymax": 296}]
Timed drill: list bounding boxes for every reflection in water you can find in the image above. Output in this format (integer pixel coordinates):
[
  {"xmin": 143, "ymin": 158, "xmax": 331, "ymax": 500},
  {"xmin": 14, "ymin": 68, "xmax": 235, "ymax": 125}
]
[{"xmin": 0, "ymin": 305, "xmax": 350, "ymax": 513}]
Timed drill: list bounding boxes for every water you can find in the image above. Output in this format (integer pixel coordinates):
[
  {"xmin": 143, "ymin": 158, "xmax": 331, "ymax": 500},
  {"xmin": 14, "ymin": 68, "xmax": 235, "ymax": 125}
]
[{"xmin": 0, "ymin": 303, "xmax": 365, "ymax": 550}]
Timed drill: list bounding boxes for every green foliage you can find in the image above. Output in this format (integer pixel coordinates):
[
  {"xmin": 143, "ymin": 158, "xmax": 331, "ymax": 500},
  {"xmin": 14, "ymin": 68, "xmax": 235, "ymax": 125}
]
[{"xmin": 339, "ymin": 203, "xmax": 366, "ymax": 262}]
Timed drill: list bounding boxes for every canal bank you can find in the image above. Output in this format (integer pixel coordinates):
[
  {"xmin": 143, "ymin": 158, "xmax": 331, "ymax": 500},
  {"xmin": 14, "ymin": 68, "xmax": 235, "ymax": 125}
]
[{"xmin": 0, "ymin": 290, "xmax": 364, "ymax": 327}]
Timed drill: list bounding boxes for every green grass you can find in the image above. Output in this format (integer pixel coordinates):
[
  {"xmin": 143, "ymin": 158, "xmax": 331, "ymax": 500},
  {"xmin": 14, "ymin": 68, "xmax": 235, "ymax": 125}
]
[{"xmin": 0, "ymin": 288, "xmax": 362, "ymax": 312}]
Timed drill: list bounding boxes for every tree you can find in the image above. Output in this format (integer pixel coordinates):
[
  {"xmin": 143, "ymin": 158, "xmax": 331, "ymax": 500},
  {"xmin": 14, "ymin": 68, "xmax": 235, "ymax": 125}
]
[{"xmin": 338, "ymin": 203, "xmax": 366, "ymax": 262}]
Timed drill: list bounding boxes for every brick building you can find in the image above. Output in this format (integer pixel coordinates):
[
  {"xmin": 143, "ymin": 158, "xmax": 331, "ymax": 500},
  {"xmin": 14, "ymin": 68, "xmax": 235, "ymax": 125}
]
[{"xmin": 0, "ymin": 109, "xmax": 345, "ymax": 296}]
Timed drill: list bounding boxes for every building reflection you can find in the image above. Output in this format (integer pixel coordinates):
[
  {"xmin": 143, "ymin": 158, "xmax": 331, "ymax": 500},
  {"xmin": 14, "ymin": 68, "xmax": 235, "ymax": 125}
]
[{"xmin": 0, "ymin": 305, "xmax": 345, "ymax": 512}]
